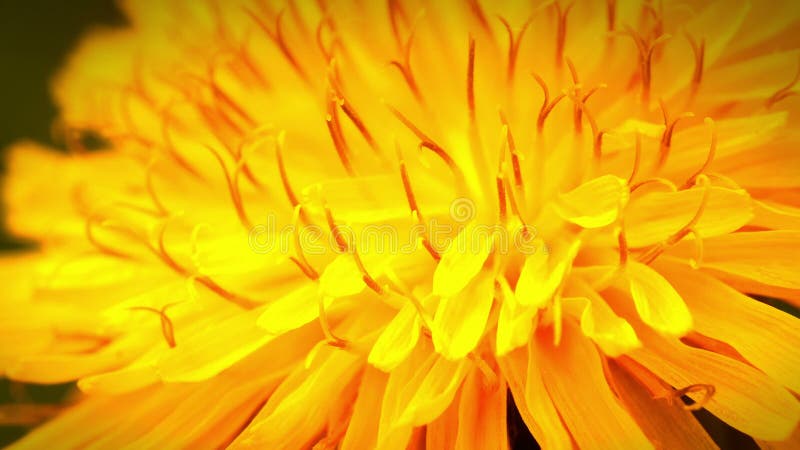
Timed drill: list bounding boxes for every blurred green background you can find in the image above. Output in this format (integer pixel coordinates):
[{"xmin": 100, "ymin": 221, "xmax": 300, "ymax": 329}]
[
  {"xmin": 0, "ymin": 0, "xmax": 125, "ymax": 151},
  {"xmin": 0, "ymin": 0, "xmax": 125, "ymax": 444}
]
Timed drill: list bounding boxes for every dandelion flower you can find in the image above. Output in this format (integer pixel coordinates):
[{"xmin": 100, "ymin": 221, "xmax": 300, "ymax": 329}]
[{"xmin": 3, "ymin": 0, "xmax": 800, "ymax": 448}]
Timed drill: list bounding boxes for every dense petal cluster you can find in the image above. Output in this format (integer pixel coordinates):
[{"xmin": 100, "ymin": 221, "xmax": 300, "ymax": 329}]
[{"xmin": 2, "ymin": 0, "xmax": 800, "ymax": 448}]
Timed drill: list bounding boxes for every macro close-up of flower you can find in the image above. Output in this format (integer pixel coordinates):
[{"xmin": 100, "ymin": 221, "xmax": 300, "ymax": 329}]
[{"xmin": 2, "ymin": 0, "xmax": 800, "ymax": 448}]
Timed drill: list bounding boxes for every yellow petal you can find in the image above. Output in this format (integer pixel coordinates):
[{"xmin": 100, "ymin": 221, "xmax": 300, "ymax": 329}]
[
  {"xmin": 496, "ymin": 280, "xmax": 535, "ymax": 356},
  {"xmin": 157, "ymin": 307, "xmax": 274, "ymax": 383},
  {"xmin": 256, "ymin": 284, "xmax": 319, "ymax": 334},
  {"xmin": 515, "ymin": 239, "xmax": 580, "ymax": 308},
  {"xmin": 7, "ymin": 333, "xmax": 150, "ymax": 384},
  {"xmin": 77, "ymin": 363, "xmax": 159, "ymax": 395},
  {"xmin": 377, "ymin": 344, "xmax": 430, "ymax": 450},
  {"xmin": 613, "ymin": 119, "xmax": 665, "ymax": 139},
  {"xmin": 625, "ymin": 186, "xmax": 752, "ymax": 248},
  {"xmin": 34, "ymin": 258, "xmax": 172, "ymax": 308},
  {"xmin": 306, "ymin": 174, "xmax": 432, "ymax": 225},
  {"xmin": 624, "ymin": 261, "xmax": 693, "ymax": 336},
  {"xmin": 377, "ymin": 343, "xmax": 468, "ymax": 449},
  {"xmin": 514, "ymin": 250, "xmax": 550, "ymax": 308},
  {"xmin": 562, "ymin": 295, "xmax": 640, "ymax": 357},
  {"xmin": 554, "ymin": 175, "xmax": 628, "ymax": 228},
  {"xmin": 389, "ymin": 353, "xmax": 469, "ymax": 429},
  {"xmin": 3, "ymin": 142, "xmax": 140, "ymax": 241},
  {"xmin": 514, "ymin": 255, "xmax": 559, "ymax": 311},
  {"xmin": 368, "ymin": 303, "xmax": 421, "ymax": 372},
  {"xmin": 432, "ymin": 270, "xmax": 495, "ymax": 360},
  {"xmin": 432, "ymin": 222, "xmax": 493, "ymax": 298},
  {"xmin": 319, "ymin": 254, "xmax": 367, "ymax": 298},
  {"xmin": 54, "ymin": 27, "xmax": 139, "ymax": 125},
  {"xmin": 670, "ymin": 231, "xmax": 800, "ymax": 289}
]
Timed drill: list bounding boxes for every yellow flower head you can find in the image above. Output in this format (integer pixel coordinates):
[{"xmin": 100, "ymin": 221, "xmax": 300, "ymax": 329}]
[{"xmin": 3, "ymin": 0, "xmax": 800, "ymax": 448}]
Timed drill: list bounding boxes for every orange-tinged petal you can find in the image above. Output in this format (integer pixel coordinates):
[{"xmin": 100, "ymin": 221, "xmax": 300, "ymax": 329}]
[
  {"xmin": 700, "ymin": 50, "xmax": 800, "ymax": 104},
  {"xmin": 756, "ymin": 425, "xmax": 800, "ymax": 450},
  {"xmin": 623, "ymin": 261, "xmax": 693, "ymax": 336},
  {"xmin": 19, "ymin": 357, "xmax": 273, "ymax": 449},
  {"xmin": 712, "ymin": 274, "xmax": 800, "ymax": 310},
  {"xmin": 554, "ymin": 175, "xmax": 629, "ymax": 229},
  {"xmin": 342, "ymin": 367, "xmax": 388, "ymax": 450},
  {"xmin": 750, "ymin": 200, "xmax": 800, "ymax": 230},
  {"xmin": 454, "ymin": 368, "xmax": 508, "ymax": 450},
  {"xmin": 658, "ymin": 0, "xmax": 750, "ymax": 97},
  {"xmin": 606, "ymin": 359, "xmax": 718, "ymax": 450},
  {"xmin": 424, "ymin": 389, "xmax": 460, "ymax": 450},
  {"xmin": 655, "ymin": 260, "xmax": 800, "ymax": 393},
  {"xmin": 728, "ymin": 1, "xmax": 800, "ymax": 53},
  {"xmin": 230, "ymin": 348, "xmax": 362, "ymax": 449},
  {"xmin": 369, "ymin": 302, "xmax": 421, "ymax": 371},
  {"xmin": 669, "ymin": 230, "xmax": 800, "ymax": 289},
  {"xmin": 714, "ymin": 136, "xmax": 800, "ymax": 189},
  {"xmin": 7, "ymin": 386, "xmax": 179, "ymax": 449},
  {"xmin": 631, "ymin": 330, "xmax": 800, "ymax": 441},
  {"xmin": 185, "ymin": 390, "xmax": 277, "ymax": 450},
  {"xmin": 535, "ymin": 322, "xmax": 653, "ymax": 449},
  {"xmin": 498, "ymin": 347, "xmax": 572, "ymax": 450},
  {"xmin": 31, "ymin": 253, "xmax": 172, "ymax": 308},
  {"xmin": 625, "ymin": 186, "xmax": 752, "ymax": 248},
  {"xmin": 432, "ymin": 270, "xmax": 494, "ymax": 360}
]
